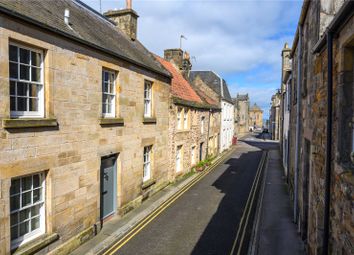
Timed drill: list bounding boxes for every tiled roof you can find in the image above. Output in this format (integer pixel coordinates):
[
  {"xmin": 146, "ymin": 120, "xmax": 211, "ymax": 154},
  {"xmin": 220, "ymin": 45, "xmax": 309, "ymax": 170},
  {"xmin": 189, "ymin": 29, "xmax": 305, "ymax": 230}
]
[
  {"xmin": 0, "ymin": 0, "xmax": 170, "ymax": 77},
  {"xmin": 189, "ymin": 71, "xmax": 233, "ymax": 103},
  {"xmin": 155, "ymin": 56, "xmax": 203, "ymax": 104}
]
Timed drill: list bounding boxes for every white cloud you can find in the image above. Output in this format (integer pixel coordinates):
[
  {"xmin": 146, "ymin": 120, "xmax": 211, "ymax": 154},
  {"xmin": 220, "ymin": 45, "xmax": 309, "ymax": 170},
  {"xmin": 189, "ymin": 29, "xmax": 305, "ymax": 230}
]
[{"xmin": 81, "ymin": 0, "xmax": 302, "ymax": 118}]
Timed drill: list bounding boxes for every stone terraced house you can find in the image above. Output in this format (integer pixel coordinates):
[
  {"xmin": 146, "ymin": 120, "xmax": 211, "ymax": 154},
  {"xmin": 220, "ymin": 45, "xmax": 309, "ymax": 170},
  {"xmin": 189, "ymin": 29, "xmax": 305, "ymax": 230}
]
[
  {"xmin": 282, "ymin": 1, "xmax": 354, "ymax": 254},
  {"xmin": 233, "ymin": 94, "xmax": 250, "ymax": 136},
  {"xmin": 155, "ymin": 50, "xmax": 221, "ymax": 180},
  {"xmin": 0, "ymin": 0, "xmax": 172, "ymax": 254},
  {"xmin": 189, "ymin": 71, "xmax": 234, "ymax": 153}
]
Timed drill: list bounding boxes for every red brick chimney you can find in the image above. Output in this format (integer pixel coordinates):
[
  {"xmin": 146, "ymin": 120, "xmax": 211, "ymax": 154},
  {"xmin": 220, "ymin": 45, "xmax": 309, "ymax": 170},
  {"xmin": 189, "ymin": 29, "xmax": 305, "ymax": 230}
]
[{"xmin": 104, "ymin": 0, "xmax": 139, "ymax": 41}]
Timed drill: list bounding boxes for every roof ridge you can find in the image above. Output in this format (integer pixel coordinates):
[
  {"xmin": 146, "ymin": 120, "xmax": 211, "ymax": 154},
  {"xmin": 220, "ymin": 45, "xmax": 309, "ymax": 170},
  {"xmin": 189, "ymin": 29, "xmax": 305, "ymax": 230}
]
[{"xmin": 73, "ymin": 0, "xmax": 115, "ymax": 26}]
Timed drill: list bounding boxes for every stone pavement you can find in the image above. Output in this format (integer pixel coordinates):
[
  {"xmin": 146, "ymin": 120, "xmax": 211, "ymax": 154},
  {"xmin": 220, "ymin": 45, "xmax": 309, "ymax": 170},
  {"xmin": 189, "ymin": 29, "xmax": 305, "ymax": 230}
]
[{"xmin": 250, "ymin": 149, "xmax": 305, "ymax": 255}]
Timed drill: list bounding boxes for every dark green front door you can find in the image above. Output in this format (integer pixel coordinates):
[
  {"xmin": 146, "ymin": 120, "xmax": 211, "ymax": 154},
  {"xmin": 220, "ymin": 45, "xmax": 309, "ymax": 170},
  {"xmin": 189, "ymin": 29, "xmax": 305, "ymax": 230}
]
[{"xmin": 101, "ymin": 156, "xmax": 117, "ymax": 219}]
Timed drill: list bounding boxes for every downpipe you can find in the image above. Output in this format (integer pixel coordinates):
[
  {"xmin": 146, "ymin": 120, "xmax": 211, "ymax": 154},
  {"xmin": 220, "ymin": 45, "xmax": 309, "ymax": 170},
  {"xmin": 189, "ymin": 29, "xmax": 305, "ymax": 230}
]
[
  {"xmin": 323, "ymin": 31, "xmax": 333, "ymax": 255},
  {"xmin": 294, "ymin": 25, "xmax": 302, "ymax": 223}
]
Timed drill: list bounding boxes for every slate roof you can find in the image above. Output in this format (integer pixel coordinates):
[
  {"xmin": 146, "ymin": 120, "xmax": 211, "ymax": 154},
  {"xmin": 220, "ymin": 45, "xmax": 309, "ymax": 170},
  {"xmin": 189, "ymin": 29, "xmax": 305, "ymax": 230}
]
[
  {"xmin": 236, "ymin": 94, "xmax": 249, "ymax": 101},
  {"xmin": 0, "ymin": 0, "xmax": 170, "ymax": 78},
  {"xmin": 189, "ymin": 71, "xmax": 233, "ymax": 104},
  {"xmin": 155, "ymin": 56, "xmax": 202, "ymax": 104}
]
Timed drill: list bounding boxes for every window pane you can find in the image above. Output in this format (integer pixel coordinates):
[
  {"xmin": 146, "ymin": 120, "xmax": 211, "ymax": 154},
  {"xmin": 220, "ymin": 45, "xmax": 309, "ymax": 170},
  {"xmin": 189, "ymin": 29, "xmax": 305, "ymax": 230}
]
[
  {"xmin": 31, "ymin": 52, "xmax": 41, "ymax": 67},
  {"xmin": 17, "ymin": 97, "xmax": 27, "ymax": 111},
  {"xmin": 19, "ymin": 48, "xmax": 30, "ymax": 64},
  {"xmin": 31, "ymin": 67, "xmax": 41, "ymax": 82},
  {"xmin": 10, "ymin": 213, "xmax": 19, "ymax": 226},
  {"xmin": 108, "ymin": 95, "xmax": 114, "ymax": 104},
  {"xmin": 22, "ymin": 191, "xmax": 32, "ymax": 207},
  {"xmin": 20, "ymin": 65, "xmax": 30, "ymax": 80},
  {"xmin": 103, "ymin": 82, "xmax": 109, "ymax": 93},
  {"xmin": 104, "ymin": 71, "xmax": 109, "ymax": 82},
  {"xmin": 19, "ymin": 208, "xmax": 30, "ymax": 222},
  {"xmin": 107, "ymin": 103, "xmax": 112, "ymax": 114},
  {"xmin": 19, "ymin": 221, "xmax": 30, "ymax": 236},
  {"xmin": 31, "ymin": 205, "xmax": 40, "ymax": 217},
  {"xmin": 10, "ymin": 195, "xmax": 20, "ymax": 211},
  {"xmin": 17, "ymin": 82, "xmax": 27, "ymax": 96},
  {"xmin": 22, "ymin": 176, "xmax": 32, "ymax": 191},
  {"xmin": 29, "ymin": 84, "xmax": 39, "ymax": 97},
  {"xmin": 102, "ymin": 103, "xmax": 107, "ymax": 114},
  {"xmin": 10, "ymin": 81, "xmax": 16, "ymax": 96},
  {"xmin": 10, "ymin": 62, "xmax": 18, "ymax": 79},
  {"xmin": 31, "ymin": 217, "xmax": 40, "ymax": 231},
  {"xmin": 103, "ymin": 94, "xmax": 108, "ymax": 104},
  {"xmin": 10, "ymin": 179, "xmax": 20, "ymax": 195},
  {"xmin": 33, "ymin": 175, "xmax": 40, "ymax": 188},
  {"xmin": 9, "ymin": 45, "xmax": 18, "ymax": 62},
  {"xmin": 29, "ymin": 98, "xmax": 38, "ymax": 112},
  {"xmin": 33, "ymin": 189, "xmax": 41, "ymax": 203},
  {"xmin": 109, "ymin": 81, "xmax": 114, "ymax": 94},
  {"xmin": 11, "ymin": 226, "xmax": 18, "ymax": 240}
]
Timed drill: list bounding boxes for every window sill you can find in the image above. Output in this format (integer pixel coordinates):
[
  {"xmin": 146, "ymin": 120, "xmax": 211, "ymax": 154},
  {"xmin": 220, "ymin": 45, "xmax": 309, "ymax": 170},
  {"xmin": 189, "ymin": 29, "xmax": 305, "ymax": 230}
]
[
  {"xmin": 143, "ymin": 117, "xmax": 157, "ymax": 124},
  {"xmin": 99, "ymin": 118, "xmax": 124, "ymax": 126},
  {"xmin": 12, "ymin": 233, "xmax": 59, "ymax": 255},
  {"xmin": 176, "ymin": 129, "xmax": 191, "ymax": 133},
  {"xmin": 2, "ymin": 118, "xmax": 58, "ymax": 129},
  {"xmin": 142, "ymin": 179, "xmax": 156, "ymax": 190}
]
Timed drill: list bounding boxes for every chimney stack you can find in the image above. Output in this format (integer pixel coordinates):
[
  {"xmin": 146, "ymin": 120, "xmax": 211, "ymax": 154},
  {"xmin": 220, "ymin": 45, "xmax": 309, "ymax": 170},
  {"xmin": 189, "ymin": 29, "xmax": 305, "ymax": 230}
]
[
  {"xmin": 104, "ymin": 0, "xmax": 138, "ymax": 41},
  {"xmin": 164, "ymin": 49, "xmax": 192, "ymax": 78}
]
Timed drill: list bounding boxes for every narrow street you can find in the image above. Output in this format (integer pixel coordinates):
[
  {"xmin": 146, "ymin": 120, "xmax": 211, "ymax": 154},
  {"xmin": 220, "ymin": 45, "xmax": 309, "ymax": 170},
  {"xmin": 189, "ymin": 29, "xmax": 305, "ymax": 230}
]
[{"xmin": 105, "ymin": 133, "xmax": 278, "ymax": 255}]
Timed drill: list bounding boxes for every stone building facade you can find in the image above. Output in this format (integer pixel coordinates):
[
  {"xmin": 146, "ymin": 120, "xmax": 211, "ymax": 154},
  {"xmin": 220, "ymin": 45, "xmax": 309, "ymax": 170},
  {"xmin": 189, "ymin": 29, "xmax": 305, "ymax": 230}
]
[
  {"xmin": 270, "ymin": 91, "xmax": 281, "ymax": 140},
  {"xmin": 155, "ymin": 52, "xmax": 220, "ymax": 181},
  {"xmin": 280, "ymin": 43, "xmax": 292, "ymax": 177},
  {"xmin": 249, "ymin": 103, "xmax": 263, "ymax": 130},
  {"xmin": 233, "ymin": 94, "xmax": 250, "ymax": 136},
  {"xmin": 0, "ymin": 1, "xmax": 172, "ymax": 254},
  {"xmin": 281, "ymin": 1, "xmax": 354, "ymax": 254},
  {"xmin": 189, "ymin": 71, "xmax": 234, "ymax": 153}
]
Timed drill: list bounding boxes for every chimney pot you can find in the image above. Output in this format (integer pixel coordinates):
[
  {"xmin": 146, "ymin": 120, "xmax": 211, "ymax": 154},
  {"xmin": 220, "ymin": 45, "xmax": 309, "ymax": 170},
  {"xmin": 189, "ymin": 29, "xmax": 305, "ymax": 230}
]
[{"xmin": 126, "ymin": 0, "xmax": 132, "ymax": 9}]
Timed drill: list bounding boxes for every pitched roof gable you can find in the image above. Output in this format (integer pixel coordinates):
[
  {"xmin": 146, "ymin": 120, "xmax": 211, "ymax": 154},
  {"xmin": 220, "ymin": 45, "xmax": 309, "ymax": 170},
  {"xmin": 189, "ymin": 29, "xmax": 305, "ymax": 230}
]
[
  {"xmin": 155, "ymin": 55, "xmax": 203, "ymax": 104},
  {"xmin": 190, "ymin": 71, "xmax": 233, "ymax": 103}
]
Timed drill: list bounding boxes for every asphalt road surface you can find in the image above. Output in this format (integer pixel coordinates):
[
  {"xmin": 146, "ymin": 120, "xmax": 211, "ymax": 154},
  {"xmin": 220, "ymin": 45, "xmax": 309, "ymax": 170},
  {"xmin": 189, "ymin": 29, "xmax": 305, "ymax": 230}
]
[{"xmin": 112, "ymin": 133, "xmax": 278, "ymax": 255}]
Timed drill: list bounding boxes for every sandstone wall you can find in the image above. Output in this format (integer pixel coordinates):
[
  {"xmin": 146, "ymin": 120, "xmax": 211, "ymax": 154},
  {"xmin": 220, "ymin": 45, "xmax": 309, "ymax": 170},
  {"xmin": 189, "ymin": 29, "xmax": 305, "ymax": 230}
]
[{"xmin": 0, "ymin": 16, "xmax": 170, "ymax": 254}]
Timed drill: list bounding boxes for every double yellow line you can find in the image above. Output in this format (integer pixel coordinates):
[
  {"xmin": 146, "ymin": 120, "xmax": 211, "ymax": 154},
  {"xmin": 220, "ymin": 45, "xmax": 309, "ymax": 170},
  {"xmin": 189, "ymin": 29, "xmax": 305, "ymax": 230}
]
[
  {"xmin": 229, "ymin": 151, "xmax": 267, "ymax": 255},
  {"xmin": 101, "ymin": 148, "xmax": 236, "ymax": 255}
]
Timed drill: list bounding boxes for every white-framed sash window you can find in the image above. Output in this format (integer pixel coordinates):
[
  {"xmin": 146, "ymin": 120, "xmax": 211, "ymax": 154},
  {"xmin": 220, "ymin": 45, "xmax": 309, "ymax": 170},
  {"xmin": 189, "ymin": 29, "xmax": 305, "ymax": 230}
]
[
  {"xmin": 183, "ymin": 109, "xmax": 188, "ymax": 129},
  {"xmin": 177, "ymin": 108, "xmax": 182, "ymax": 130},
  {"xmin": 10, "ymin": 173, "xmax": 45, "ymax": 248},
  {"xmin": 143, "ymin": 146, "xmax": 152, "ymax": 182},
  {"xmin": 201, "ymin": 116, "xmax": 205, "ymax": 134},
  {"xmin": 176, "ymin": 145, "xmax": 183, "ymax": 172},
  {"xmin": 9, "ymin": 43, "xmax": 44, "ymax": 118},
  {"xmin": 191, "ymin": 146, "xmax": 196, "ymax": 165},
  {"xmin": 102, "ymin": 70, "xmax": 116, "ymax": 118},
  {"xmin": 144, "ymin": 80, "xmax": 152, "ymax": 117}
]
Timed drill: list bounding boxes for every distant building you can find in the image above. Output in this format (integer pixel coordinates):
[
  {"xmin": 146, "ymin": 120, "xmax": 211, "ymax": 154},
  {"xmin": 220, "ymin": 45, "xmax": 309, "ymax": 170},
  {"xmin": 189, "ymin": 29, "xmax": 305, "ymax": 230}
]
[
  {"xmin": 249, "ymin": 103, "xmax": 263, "ymax": 130},
  {"xmin": 233, "ymin": 94, "xmax": 250, "ymax": 136},
  {"xmin": 270, "ymin": 91, "xmax": 281, "ymax": 140}
]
